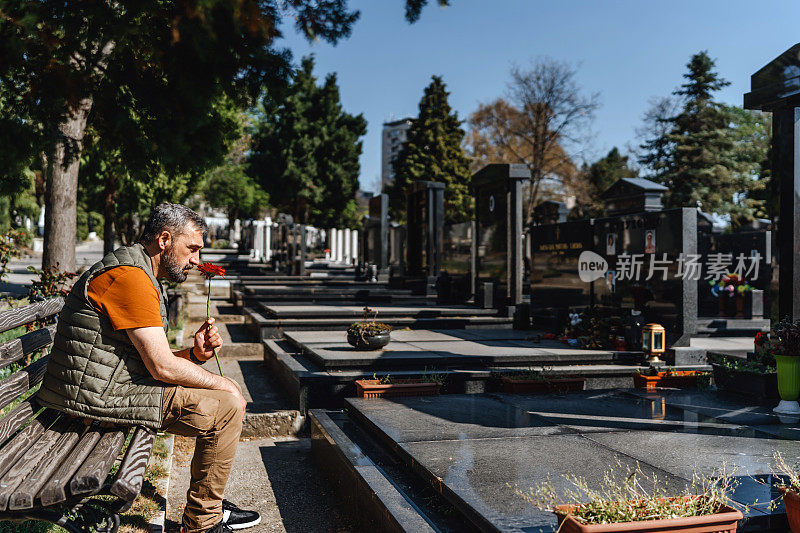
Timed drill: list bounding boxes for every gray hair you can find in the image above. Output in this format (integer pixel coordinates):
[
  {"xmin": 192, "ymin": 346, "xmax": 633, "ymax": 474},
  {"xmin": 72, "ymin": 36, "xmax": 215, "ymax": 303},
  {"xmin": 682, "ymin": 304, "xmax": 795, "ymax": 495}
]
[{"xmin": 139, "ymin": 203, "xmax": 207, "ymax": 245}]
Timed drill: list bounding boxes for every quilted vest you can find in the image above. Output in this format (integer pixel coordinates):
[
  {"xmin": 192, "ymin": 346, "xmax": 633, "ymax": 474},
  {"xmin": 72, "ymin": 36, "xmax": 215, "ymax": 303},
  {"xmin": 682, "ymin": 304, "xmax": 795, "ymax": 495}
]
[{"xmin": 37, "ymin": 243, "xmax": 168, "ymax": 428}]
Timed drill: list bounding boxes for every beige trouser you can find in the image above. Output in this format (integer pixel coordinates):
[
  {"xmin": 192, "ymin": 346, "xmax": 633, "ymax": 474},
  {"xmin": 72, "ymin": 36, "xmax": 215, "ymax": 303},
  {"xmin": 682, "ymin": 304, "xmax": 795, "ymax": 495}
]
[{"xmin": 161, "ymin": 386, "xmax": 243, "ymax": 533}]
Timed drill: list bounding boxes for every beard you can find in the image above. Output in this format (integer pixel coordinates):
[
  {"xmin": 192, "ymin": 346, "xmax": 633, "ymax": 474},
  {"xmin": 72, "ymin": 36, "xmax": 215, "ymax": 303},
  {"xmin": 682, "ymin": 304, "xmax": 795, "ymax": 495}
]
[{"xmin": 163, "ymin": 245, "xmax": 192, "ymax": 283}]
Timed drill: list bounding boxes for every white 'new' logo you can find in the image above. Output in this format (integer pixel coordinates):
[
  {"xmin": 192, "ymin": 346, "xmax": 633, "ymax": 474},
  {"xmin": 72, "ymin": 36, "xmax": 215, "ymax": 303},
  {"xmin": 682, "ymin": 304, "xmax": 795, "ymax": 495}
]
[{"xmin": 577, "ymin": 251, "xmax": 608, "ymax": 282}]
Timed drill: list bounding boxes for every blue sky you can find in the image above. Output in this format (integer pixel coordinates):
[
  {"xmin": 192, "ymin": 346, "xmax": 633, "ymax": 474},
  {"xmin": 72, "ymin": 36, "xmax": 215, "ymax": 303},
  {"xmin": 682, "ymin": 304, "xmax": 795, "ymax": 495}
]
[{"xmin": 278, "ymin": 0, "xmax": 800, "ymax": 193}]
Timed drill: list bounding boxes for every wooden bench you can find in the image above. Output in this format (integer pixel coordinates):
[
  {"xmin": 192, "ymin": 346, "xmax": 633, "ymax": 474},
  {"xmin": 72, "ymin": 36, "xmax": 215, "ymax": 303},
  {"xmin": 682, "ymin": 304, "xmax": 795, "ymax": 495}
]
[{"xmin": 0, "ymin": 297, "xmax": 156, "ymax": 533}]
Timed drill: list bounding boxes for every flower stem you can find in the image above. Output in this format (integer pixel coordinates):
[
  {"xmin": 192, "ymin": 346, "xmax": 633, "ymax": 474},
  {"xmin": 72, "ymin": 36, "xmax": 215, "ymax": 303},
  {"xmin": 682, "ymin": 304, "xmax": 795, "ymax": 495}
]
[{"xmin": 207, "ymin": 276, "xmax": 224, "ymax": 377}]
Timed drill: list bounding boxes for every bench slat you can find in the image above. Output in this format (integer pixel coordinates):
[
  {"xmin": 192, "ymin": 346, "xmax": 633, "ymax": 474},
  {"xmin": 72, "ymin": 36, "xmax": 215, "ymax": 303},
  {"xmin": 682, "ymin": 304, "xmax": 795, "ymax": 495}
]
[
  {"xmin": 0, "ymin": 325, "xmax": 56, "ymax": 372},
  {"xmin": 110, "ymin": 426, "xmax": 155, "ymax": 502},
  {"xmin": 0, "ymin": 410, "xmax": 55, "ymax": 481},
  {"xmin": 37, "ymin": 424, "xmax": 103, "ymax": 507},
  {"xmin": 69, "ymin": 427, "xmax": 128, "ymax": 496},
  {"xmin": 0, "ymin": 400, "xmax": 37, "ymax": 446},
  {"xmin": 0, "ymin": 416, "xmax": 68, "ymax": 511},
  {"xmin": 0, "ymin": 299, "xmax": 63, "ymax": 335},
  {"xmin": 0, "ymin": 356, "xmax": 49, "ymax": 411},
  {"xmin": 8, "ymin": 419, "xmax": 84, "ymax": 510}
]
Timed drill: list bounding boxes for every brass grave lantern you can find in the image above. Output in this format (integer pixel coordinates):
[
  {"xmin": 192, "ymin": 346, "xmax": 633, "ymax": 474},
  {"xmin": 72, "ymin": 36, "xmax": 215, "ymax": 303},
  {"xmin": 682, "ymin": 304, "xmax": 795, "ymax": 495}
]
[{"xmin": 642, "ymin": 323, "xmax": 666, "ymax": 363}]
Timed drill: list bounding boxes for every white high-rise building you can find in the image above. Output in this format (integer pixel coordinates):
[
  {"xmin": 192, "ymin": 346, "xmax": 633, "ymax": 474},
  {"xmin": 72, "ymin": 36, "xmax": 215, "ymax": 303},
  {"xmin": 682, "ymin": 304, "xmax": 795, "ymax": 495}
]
[{"xmin": 381, "ymin": 117, "xmax": 413, "ymax": 192}]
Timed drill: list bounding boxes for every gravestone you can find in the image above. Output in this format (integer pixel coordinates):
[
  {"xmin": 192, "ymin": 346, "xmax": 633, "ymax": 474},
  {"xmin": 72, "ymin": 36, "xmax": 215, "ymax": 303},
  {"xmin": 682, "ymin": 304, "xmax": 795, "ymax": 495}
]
[
  {"xmin": 406, "ymin": 181, "xmax": 445, "ymax": 292},
  {"xmin": 527, "ymin": 178, "xmax": 699, "ymax": 347},
  {"xmin": 744, "ymin": 43, "xmax": 800, "ymax": 320},
  {"xmin": 362, "ymin": 194, "xmax": 389, "ymax": 278},
  {"xmin": 471, "ymin": 164, "xmax": 530, "ymax": 315},
  {"xmin": 601, "ymin": 178, "xmax": 667, "ymax": 216},
  {"xmin": 440, "ymin": 221, "xmax": 474, "ymax": 303},
  {"xmin": 533, "ymin": 200, "xmax": 569, "ymax": 224}
]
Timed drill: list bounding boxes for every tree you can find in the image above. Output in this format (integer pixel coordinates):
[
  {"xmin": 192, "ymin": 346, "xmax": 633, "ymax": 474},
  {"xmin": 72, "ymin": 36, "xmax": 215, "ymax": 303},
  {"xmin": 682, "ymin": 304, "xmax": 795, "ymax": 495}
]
[
  {"xmin": 467, "ymin": 59, "xmax": 599, "ymax": 224},
  {"xmin": 388, "ymin": 76, "xmax": 472, "ymax": 223},
  {"xmin": 1, "ymin": 0, "xmax": 445, "ymax": 269},
  {"xmin": 572, "ymin": 147, "xmax": 638, "ymax": 218},
  {"xmin": 638, "ymin": 51, "xmax": 769, "ymax": 223},
  {"xmin": 249, "ymin": 56, "xmax": 366, "ymax": 228},
  {"xmin": 637, "ymin": 96, "xmax": 681, "ymax": 184},
  {"xmin": 465, "ymin": 97, "xmax": 579, "ymax": 218},
  {"xmin": 204, "ymin": 110, "xmax": 270, "ymax": 228}
]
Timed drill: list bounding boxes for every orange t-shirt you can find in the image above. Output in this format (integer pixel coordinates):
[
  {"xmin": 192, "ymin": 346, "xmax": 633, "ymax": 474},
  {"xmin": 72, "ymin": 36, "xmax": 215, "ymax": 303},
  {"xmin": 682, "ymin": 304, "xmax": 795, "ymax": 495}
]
[{"xmin": 87, "ymin": 266, "xmax": 163, "ymax": 330}]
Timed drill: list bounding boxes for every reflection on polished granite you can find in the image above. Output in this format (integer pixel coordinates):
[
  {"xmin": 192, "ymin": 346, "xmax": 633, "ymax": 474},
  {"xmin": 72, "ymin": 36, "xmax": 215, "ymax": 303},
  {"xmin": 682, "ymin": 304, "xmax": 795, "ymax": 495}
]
[{"xmin": 346, "ymin": 390, "xmax": 800, "ymax": 532}]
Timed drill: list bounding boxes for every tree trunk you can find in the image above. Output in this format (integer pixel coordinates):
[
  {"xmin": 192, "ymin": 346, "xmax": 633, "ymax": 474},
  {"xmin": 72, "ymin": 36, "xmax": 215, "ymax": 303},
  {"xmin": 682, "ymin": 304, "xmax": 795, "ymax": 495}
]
[
  {"xmin": 43, "ymin": 97, "xmax": 93, "ymax": 272},
  {"xmin": 103, "ymin": 174, "xmax": 118, "ymax": 256}
]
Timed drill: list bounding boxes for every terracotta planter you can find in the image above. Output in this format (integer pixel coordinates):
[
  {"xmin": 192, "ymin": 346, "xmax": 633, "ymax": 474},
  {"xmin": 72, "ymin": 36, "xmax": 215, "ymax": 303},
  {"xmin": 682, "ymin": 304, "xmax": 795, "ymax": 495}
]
[
  {"xmin": 554, "ymin": 500, "xmax": 742, "ymax": 533},
  {"xmin": 633, "ymin": 371, "xmax": 709, "ymax": 391},
  {"xmin": 501, "ymin": 376, "xmax": 585, "ymax": 394},
  {"xmin": 779, "ymin": 487, "xmax": 800, "ymax": 533},
  {"xmin": 355, "ymin": 379, "xmax": 441, "ymax": 399}
]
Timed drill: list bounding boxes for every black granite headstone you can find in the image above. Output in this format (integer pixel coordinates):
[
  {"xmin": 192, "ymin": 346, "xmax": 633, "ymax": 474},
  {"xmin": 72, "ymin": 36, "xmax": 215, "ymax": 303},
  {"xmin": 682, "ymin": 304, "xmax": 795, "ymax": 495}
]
[
  {"xmin": 406, "ymin": 181, "xmax": 445, "ymax": 279},
  {"xmin": 362, "ymin": 194, "xmax": 389, "ymax": 274},
  {"xmin": 440, "ymin": 221, "xmax": 474, "ymax": 303},
  {"xmin": 744, "ymin": 43, "xmax": 800, "ymax": 320},
  {"xmin": 471, "ymin": 164, "xmax": 530, "ymax": 311}
]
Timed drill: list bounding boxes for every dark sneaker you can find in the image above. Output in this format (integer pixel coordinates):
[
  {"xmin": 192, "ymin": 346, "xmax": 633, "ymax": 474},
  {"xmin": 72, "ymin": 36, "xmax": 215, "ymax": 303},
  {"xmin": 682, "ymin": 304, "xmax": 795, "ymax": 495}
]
[
  {"xmin": 222, "ymin": 499, "xmax": 262, "ymax": 530},
  {"xmin": 180, "ymin": 518, "xmax": 233, "ymax": 533}
]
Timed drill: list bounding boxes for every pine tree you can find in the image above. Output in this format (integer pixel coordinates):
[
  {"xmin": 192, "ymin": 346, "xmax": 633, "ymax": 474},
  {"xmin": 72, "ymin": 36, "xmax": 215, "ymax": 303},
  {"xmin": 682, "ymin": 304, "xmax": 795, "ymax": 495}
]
[
  {"xmin": 574, "ymin": 147, "xmax": 637, "ymax": 217},
  {"xmin": 388, "ymin": 76, "xmax": 472, "ymax": 223},
  {"xmin": 661, "ymin": 52, "xmax": 742, "ymax": 212},
  {"xmin": 248, "ymin": 56, "xmax": 366, "ymax": 227}
]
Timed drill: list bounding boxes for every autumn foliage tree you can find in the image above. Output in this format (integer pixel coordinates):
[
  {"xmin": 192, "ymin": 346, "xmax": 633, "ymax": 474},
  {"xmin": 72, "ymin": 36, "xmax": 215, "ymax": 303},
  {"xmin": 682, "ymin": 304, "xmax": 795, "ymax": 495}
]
[{"xmin": 465, "ymin": 58, "xmax": 599, "ymax": 224}]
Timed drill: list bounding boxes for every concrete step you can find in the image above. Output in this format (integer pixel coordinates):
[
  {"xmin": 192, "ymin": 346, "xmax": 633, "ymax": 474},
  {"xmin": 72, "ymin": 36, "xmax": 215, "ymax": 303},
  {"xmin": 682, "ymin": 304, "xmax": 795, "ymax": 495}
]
[{"xmin": 220, "ymin": 355, "xmax": 303, "ymax": 439}]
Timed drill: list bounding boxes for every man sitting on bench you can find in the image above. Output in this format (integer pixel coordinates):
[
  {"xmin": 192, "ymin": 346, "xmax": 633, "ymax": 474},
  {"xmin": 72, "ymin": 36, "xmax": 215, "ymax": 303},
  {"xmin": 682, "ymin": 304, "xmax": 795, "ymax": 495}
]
[{"xmin": 37, "ymin": 203, "xmax": 261, "ymax": 533}]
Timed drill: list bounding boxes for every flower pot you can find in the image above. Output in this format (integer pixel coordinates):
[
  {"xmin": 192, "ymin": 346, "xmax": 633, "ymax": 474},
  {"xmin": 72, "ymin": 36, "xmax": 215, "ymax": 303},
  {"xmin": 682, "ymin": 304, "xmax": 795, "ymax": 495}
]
[
  {"xmin": 774, "ymin": 354, "xmax": 800, "ymax": 415},
  {"xmin": 734, "ymin": 293, "xmax": 744, "ymax": 318},
  {"xmin": 633, "ymin": 371, "xmax": 708, "ymax": 391},
  {"xmin": 355, "ymin": 379, "xmax": 441, "ymax": 399},
  {"xmin": 347, "ymin": 330, "xmax": 391, "ymax": 351},
  {"xmin": 779, "ymin": 487, "xmax": 800, "ymax": 533},
  {"xmin": 500, "ymin": 376, "xmax": 585, "ymax": 394},
  {"xmin": 553, "ymin": 500, "xmax": 742, "ymax": 533},
  {"xmin": 718, "ymin": 295, "xmax": 728, "ymax": 318},
  {"xmin": 711, "ymin": 363, "xmax": 779, "ymax": 400}
]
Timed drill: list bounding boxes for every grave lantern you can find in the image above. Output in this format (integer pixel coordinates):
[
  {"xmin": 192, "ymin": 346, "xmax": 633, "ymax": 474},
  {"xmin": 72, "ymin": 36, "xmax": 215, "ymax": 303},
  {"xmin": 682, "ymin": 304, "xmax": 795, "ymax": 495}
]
[{"xmin": 642, "ymin": 323, "xmax": 666, "ymax": 363}]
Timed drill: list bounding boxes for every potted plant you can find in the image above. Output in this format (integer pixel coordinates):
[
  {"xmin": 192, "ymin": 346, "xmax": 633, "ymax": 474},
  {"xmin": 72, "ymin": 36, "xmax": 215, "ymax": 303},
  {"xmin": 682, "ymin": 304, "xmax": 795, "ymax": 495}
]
[
  {"xmin": 355, "ymin": 372, "xmax": 443, "ymax": 398},
  {"xmin": 499, "ymin": 367, "xmax": 585, "ymax": 394},
  {"xmin": 633, "ymin": 367, "xmax": 711, "ymax": 390},
  {"xmin": 347, "ymin": 306, "xmax": 392, "ymax": 351},
  {"xmin": 763, "ymin": 319, "xmax": 800, "ymax": 415},
  {"xmin": 515, "ymin": 462, "xmax": 742, "ymax": 532},
  {"xmin": 772, "ymin": 452, "xmax": 800, "ymax": 533},
  {"xmin": 708, "ymin": 342, "xmax": 778, "ymax": 401}
]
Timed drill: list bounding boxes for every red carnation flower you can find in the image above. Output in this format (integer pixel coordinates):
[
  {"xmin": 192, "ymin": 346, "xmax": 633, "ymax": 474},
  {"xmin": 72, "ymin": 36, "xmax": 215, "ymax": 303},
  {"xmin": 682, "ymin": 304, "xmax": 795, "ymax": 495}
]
[
  {"xmin": 198, "ymin": 262, "xmax": 226, "ymax": 278},
  {"xmin": 198, "ymin": 261, "xmax": 225, "ymax": 376}
]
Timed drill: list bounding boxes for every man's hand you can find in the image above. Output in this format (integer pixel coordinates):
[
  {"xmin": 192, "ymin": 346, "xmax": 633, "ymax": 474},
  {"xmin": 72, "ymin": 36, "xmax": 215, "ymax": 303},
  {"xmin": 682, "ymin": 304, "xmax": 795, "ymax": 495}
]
[{"xmin": 193, "ymin": 317, "xmax": 223, "ymax": 361}]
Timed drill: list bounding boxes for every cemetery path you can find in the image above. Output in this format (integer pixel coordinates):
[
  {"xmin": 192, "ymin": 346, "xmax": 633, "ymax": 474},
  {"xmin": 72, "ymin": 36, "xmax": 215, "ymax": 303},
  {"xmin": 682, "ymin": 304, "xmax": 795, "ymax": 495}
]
[{"xmin": 166, "ymin": 435, "xmax": 357, "ymax": 533}]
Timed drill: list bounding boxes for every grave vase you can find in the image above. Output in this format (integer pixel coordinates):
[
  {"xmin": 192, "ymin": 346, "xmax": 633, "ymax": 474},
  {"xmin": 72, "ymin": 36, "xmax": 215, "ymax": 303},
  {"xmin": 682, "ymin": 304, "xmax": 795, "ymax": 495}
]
[
  {"xmin": 735, "ymin": 292, "xmax": 745, "ymax": 318},
  {"xmin": 717, "ymin": 295, "xmax": 727, "ymax": 317},
  {"xmin": 773, "ymin": 354, "xmax": 800, "ymax": 415}
]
